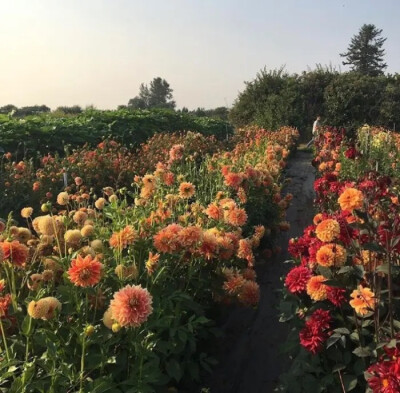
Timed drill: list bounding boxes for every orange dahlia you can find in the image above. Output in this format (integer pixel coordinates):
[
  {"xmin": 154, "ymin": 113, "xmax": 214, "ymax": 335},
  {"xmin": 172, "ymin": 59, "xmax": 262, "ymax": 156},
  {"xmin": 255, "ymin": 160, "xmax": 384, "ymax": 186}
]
[
  {"xmin": 199, "ymin": 232, "xmax": 218, "ymax": 260},
  {"xmin": 179, "ymin": 182, "xmax": 195, "ymax": 199},
  {"xmin": 153, "ymin": 224, "xmax": 182, "ymax": 253},
  {"xmin": 306, "ymin": 275, "xmax": 328, "ymax": 301},
  {"xmin": 177, "ymin": 226, "xmax": 203, "ymax": 249},
  {"xmin": 225, "ymin": 207, "xmax": 248, "ymax": 227},
  {"xmin": 338, "ymin": 188, "xmax": 364, "ymax": 212},
  {"xmin": 237, "ymin": 239, "xmax": 254, "ymax": 267},
  {"xmin": 313, "ymin": 213, "xmax": 324, "ymax": 225},
  {"xmin": 109, "ymin": 225, "xmax": 137, "ymax": 251},
  {"xmin": 316, "ymin": 243, "xmax": 347, "ymax": 267},
  {"xmin": 145, "ymin": 252, "xmax": 160, "ymax": 275},
  {"xmin": 224, "ymin": 172, "xmax": 243, "ymax": 189},
  {"xmin": 67, "ymin": 254, "xmax": 103, "ymax": 287},
  {"xmin": 350, "ymin": 286, "xmax": 375, "ymax": 315},
  {"xmin": 1, "ymin": 240, "xmax": 29, "ymax": 267},
  {"xmin": 315, "ymin": 219, "xmax": 340, "ymax": 242},
  {"xmin": 238, "ymin": 280, "xmax": 260, "ymax": 306},
  {"xmin": 223, "ymin": 274, "xmax": 245, "ymax": 295},
  {"xmin": 205, "ymin": 203, "xmax": 224, "ymax": 220},
  {"xmin": 110, "ymin": 285, "xmax": 153, "ymax": 327}
]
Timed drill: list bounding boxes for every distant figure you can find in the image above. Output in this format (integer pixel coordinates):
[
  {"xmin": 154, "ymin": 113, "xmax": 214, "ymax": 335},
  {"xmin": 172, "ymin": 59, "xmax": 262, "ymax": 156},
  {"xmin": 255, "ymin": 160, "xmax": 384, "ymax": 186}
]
[{"xmin": 306, "ymin": 116, "xmax": 321, "ymax": 148}]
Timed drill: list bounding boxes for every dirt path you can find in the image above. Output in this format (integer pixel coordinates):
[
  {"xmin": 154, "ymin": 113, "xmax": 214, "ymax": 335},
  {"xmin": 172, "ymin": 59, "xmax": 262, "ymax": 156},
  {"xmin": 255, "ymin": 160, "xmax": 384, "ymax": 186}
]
[{"xmin": 207, "ymin": 150, "xmax": 315, "ymax": 393}]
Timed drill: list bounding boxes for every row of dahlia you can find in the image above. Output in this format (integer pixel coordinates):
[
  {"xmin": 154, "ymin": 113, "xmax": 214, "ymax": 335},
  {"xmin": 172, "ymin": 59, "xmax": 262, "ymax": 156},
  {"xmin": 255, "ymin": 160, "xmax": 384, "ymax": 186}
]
[
  {"xmin": 279, "ymin": 126, "xmax": 400, "ymax": 393},
  {"xmin": 0, "ymin": 126, "xmax": 298, "ymax": 392}
]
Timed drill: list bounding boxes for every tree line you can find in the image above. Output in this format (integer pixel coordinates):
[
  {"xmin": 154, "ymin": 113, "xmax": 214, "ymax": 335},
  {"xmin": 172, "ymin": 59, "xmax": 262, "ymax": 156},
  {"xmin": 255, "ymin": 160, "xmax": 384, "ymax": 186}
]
[{"xmin": 229, "ymin": 24, "xmax": 397, "ymax": 139}]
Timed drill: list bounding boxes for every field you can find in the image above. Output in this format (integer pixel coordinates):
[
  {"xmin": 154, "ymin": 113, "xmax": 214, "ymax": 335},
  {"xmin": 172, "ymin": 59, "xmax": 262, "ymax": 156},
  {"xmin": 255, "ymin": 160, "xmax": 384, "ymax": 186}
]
[
  {"xmin": 0, "ymin": 117, "xmax": 298, "ymax": 392},
  {"xmin": 1, "ymin": 112, "xmax": 400, "ymax": 393}
]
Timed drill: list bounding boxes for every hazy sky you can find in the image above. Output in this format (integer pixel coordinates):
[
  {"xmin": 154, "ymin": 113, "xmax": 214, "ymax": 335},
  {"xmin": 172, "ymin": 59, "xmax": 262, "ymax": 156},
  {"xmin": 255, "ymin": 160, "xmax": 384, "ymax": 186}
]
[{"xmin": 0, "ymin": 0, "xmax": 398, "ymax": 110}]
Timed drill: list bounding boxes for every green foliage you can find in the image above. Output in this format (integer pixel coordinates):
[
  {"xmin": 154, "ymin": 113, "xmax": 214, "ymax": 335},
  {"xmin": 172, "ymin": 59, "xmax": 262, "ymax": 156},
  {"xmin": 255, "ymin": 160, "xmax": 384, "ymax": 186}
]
[
  {"xmin": 230, "ymin": 67, "xmax": 400, "ymax": 140},
  {"xmin": 54, "ymin": 105, "xmax": 83, "ymax": 115},
  {"xmin": 128, "ymin": 77, "xmax": 176, "ymax": 110},
  {"xmin": 0, "ymin": 108, "xmax": 233, "ymax": 158},
  {"xmin": 340, "ymin": 24, "xmax": 387, "ymax": 76}
]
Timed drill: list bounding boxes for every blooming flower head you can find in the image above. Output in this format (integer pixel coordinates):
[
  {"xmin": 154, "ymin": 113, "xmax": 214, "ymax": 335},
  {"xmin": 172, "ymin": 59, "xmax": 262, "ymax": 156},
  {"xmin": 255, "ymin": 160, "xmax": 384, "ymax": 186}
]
[
  {"xmin": 142, "ymin": 174, "xmax": 156, "ymax": 187},
  {"xmin": 285, "ymin": 266, "xmax": 312, "ymax": 294},
  {"xmin": 316, "ymin": 243, "xmax": 347, "ymax": 267},
  {"xmin": 64, "ymin": 229, "xmax": 82, "ymax": 245},
  {"xmin": 338, "ymin": 188, "xmax": 364, "ymax": 212},
  {"xmin": 327, "ymin": 286, "xmax": 346, "ymax": 307},
  {"xmin": 0, "ymin": 294, "xmax": 11, "ymax": 317},
  {"xmin": 41, "ymin": 297, "xmax": 62, "ymax": 320},
  {"xmin": 27, "ymin": 299, "xmax": 50, "ymax": 319},
  {"xmin": 225, "ymin": 207, "xmax": 248, "ymax": 227},
  {"xmin": 299, "ymin": 309, "xmax": 331, "ymax": 354},
  {"xmin": 37, "ymin": 215, "xmax": 57, "ymax": 236},
  {"xmin": 109, "ymin": 225, "xmax": 137, "ymax": 251},
  {"xmin": 67, "ymin": 254, "xmax": 103, "ymax": 287},
  {"xmin": 110, "ymin": 285, "xmax": 153, "ymax": 327},
  {"xmin": 169, "ymin": 144, "xmax": 184, "ymax": 162},
  {"xmin": 224, "ymin": 172, "xmax": 243, "ymax": 189},
  {"xmin": 146, "ymin": 252, "xmax": 160, "ymax": 275},
  {"xmin": 1, "ymin": 240, "xmax": 29, "ymax": 267},
  {"xmin": 350, "ymin": 285, "xmax": 375, "ymax": 315},
  {"xmin": 21, "ymin": 207, "xmax": 33, "ymax": 218},
  {"xmin": 315, "ymin": 219, "xmax": 340, "ymax": 242},
  {"xmin": 199, "ymin": 231, "xmax": 219, "ymax": 260},
  {"xmin": 154, "ymin": 224, "xmax": 183, "ymax": 253},
  {"xmin": 313, "ymin": 213, "xmax": 324, "ymax": 225},
  {"xmin": 237, "ymin": 239, "xmax": 254, "ymax": 267},
  {"xmin": 177, "ymin": 225, "xmax": 203, "ymax": 249},
  {"xmin": 103, "ymin": 307, "xmax": 114, "ymax": 329},
  {"xmin": 179, "ymin": 182, "xmax": 195, "ymax": 199},
  {"xmin": 223, "ymin": 273, "xmax": 245, "ymax": 295},
  {"xmin": 238, "ymin": 280, "xmax": 260, "ymax": 306},
  {"xmin": 95, "ymin": 197, "xmax": 106, "ymax": 209},
  {"xmin": 57, "ymin": 192, "xmax": 69, "ymax": 206},
  {"xmin": 306, "ymin": 275, "xmax": 328, "ymax": 301},
  {"xmin": 205, "ymin": 203, "xmax": 224, "ymax": 220},
  {"xmin": 367, "ymin": 357, "xmax": 400, "ymax": 393}
]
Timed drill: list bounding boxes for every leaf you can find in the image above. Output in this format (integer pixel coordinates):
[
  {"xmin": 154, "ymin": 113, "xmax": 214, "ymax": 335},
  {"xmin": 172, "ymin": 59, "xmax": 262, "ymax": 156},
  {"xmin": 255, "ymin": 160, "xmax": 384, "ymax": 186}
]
[
  {"xmin": 342, "ymin": 374, "xmax": 358, "ymax": 391},
  {"xmin": 21, "ymin": 315, "xmax": 33, "ymax": 337},
  {"xmin": 165, "ymin": 359, "xmax": 183, "ymax": 382},
  {"xmin": 334, "ymin": 328, "xmax": 350, "ymax": 335},
  {"xmin": 317, "ymin": 266, "xmax": 332, "ymax": 279},
  {"xmin": 353, "ymin": 346, "xmax": 372, "ymax": 357},
  {"xmin": 326, "ymin": 334, "xmax": 341, "ymax": 349},
  {"xmin": 332, "ymin": 364, "xmax": 346, "ymax": 372},
  {"xmin": 337, "ymin": 266, "xmax": 352, "ymax": 274}
]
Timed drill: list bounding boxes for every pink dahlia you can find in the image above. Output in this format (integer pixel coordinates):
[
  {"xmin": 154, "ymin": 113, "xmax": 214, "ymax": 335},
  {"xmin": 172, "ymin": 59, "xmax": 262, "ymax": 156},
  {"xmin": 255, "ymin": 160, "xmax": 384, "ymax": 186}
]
[{"xmin": 110, "ymin": 285, "xmax": 153, "ymax": 327}]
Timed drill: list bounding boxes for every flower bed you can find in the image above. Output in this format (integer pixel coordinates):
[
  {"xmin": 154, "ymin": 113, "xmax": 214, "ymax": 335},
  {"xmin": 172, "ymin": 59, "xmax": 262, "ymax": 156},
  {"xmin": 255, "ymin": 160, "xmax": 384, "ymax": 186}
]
[
  {"xmin": 0, "ymin": 126, "xmax": 298, "ymax": 392},
  {"xmin": 279, "ymin": 126, "xmax": 400, "ymax": 392}
]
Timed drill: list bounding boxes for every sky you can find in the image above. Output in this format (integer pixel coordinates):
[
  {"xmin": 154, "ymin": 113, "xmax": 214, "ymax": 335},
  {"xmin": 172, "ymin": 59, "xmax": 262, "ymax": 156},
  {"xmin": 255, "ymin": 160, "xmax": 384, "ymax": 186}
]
[{"xmin": 0, "ymin": 0, "xmax": 399, "ymax": 110}]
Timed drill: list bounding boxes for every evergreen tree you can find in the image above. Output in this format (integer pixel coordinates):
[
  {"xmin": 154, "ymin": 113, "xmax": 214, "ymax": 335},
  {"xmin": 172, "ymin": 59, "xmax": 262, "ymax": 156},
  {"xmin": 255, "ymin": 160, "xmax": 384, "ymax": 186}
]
[{"xmin": 340, "ymin": 24, "xmax": 387, "ymax": 76}]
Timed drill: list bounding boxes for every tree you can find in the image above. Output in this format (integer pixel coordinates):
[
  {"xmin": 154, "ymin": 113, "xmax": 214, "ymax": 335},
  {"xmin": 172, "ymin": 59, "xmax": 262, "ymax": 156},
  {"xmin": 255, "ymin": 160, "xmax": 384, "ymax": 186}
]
[
  {"xmin": 55, "ymin": 105, "xmax": 82, "ymax": 115},
  {"xmin": 340, "ymin": 24, "xmax": 387, "ymax": 76},
  {"xmin": 128, "ymin": 77, "xmax": 175, "ymax": 110},
  {"xmin": 0, "ymin": 104, "xmax": 17, "ymax": 114}
]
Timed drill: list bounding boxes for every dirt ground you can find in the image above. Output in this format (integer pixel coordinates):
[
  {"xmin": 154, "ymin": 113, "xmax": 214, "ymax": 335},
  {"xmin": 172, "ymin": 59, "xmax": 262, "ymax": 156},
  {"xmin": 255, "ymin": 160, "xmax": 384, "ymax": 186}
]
[{"xmin": 206, "ymin": 150, "xmax": 315, "ymax": 393}]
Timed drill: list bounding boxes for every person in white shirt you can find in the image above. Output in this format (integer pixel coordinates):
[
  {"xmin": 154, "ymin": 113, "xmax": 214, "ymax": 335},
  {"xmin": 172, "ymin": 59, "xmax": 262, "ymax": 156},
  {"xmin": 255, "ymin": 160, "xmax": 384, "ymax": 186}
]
[{"xmin": 306, "ymin": 116, "xmax": 321, "ymax": 148}]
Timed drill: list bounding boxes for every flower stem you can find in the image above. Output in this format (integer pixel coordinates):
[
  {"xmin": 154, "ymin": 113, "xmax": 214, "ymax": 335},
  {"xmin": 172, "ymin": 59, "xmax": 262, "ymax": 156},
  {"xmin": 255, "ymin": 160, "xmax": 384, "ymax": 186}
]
[
  {"xmin": 79, "ymin": 334, "xmax": 86, "ymax": 393},
  {"xmin": 0, "ymin": 318, "xmax": 10, "ymax": 361}
]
